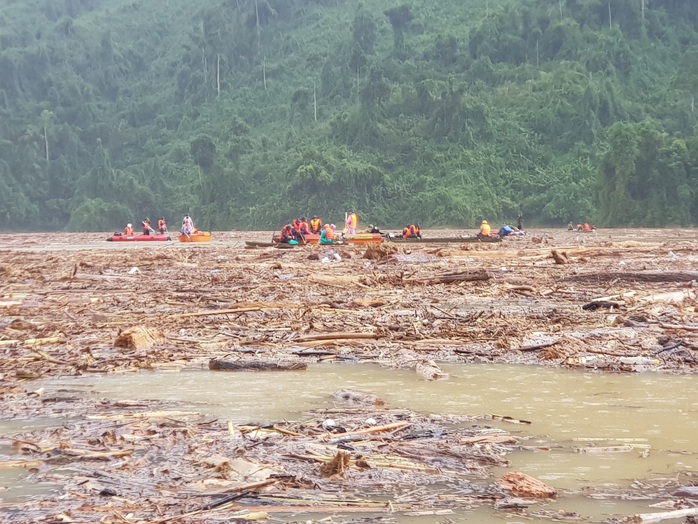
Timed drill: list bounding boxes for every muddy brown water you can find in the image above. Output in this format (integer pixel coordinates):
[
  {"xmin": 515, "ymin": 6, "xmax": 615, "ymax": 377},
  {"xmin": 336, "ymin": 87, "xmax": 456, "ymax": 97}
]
[{"xmin": 3, "ymin": 363, "xmax": 696, "ymax": 523}]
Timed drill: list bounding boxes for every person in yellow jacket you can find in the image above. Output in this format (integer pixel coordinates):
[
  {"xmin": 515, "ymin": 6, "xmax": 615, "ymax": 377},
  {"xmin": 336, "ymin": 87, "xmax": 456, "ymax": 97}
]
[{"xmin": 478, "ymin": 220, "xmax": 491, "ymax": 238}]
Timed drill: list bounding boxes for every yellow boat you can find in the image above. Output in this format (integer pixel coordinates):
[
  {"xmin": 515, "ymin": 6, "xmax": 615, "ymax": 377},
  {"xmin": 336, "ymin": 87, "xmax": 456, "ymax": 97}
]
[
  {"xmin": 178, "ymin": 231, "xmax": 212, "ymax": 243},
  {"xmin": 343, "ymin": 232, "xmax": 383, "ymax": 245}
]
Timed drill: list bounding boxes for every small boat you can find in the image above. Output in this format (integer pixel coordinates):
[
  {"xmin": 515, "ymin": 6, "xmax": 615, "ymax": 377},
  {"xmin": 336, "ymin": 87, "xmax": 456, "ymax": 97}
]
[
  {"xmin": 107, "ymin": 233, "xmax": 170, "ymax": 242},
  {"xmin": 388, "ymin": 236, "xmax": 502, "ymax": 244},
  {"xmin": 179, "ymin": 231, "xmax": 212, "ymax": 243},
  {"xmin": 343, "ymin": 232, "xmax": 383, "ymax": 245}
]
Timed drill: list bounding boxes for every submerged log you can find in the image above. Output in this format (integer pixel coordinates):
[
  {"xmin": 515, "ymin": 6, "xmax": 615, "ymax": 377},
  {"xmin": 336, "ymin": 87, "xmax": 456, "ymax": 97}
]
[
  {"xmin": 114, "ymin": 326, "xmax": 162, "ymax": 350},
  {"xmin": 626, "ymin": 507, "xmax": 698, "ymax": 523},
  {"xmin": 415, "ymin": 359, "xmax": 449, "ymax": 380},
  {"xmin": 209, "ymin": 359, "xmax": 308, "ymax": 372}
]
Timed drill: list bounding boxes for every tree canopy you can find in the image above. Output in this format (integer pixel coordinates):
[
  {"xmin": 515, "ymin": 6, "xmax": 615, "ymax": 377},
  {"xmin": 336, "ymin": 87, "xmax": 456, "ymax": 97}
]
[{"xmin": 0, "ymin": 0, "xmax": 697, "ymax": 231}]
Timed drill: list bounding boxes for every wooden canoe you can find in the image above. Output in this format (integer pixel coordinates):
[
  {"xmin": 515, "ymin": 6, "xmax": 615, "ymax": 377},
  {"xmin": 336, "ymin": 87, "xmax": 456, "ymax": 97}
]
[
  {"xmin": 388, "ymin": 236, "xmax": 502, "ymax": 244},
  {"xmin": 178, "ymin": 231, "xmax": 212, "ymax": 243},
  {"xmin": 343, "ymin": 233, "xmax": 383, "ymax": 245}
]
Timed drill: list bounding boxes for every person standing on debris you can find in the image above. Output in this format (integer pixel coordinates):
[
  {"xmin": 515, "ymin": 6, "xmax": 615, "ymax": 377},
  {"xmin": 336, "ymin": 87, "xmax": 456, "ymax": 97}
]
[{"xmin": 345, "ymin": 210, "xmax": 358, "ymax": 235}]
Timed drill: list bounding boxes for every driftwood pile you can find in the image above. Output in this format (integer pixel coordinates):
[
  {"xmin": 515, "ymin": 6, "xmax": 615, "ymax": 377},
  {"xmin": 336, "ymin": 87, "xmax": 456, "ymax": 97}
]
[{"xmin": 0, "ymin": 229, "xmax": 697, "ymax": 522}]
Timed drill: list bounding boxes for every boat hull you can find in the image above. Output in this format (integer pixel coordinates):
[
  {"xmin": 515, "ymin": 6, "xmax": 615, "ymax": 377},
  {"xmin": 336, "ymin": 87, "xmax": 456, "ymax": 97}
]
[
  {"xmin": 388, "ymin": 236, "xmax": 502, "ymax": 244},
  {"xmin": 343, "ymin": 233, "xmax": 383, "ymax": 245},
  {"xmin": 179, "ymin": 232, "xmax": 212, "ymax": 243},
  {"xmin": 107, "ymin": 234, "xmax": 170, "ymax": 242}
]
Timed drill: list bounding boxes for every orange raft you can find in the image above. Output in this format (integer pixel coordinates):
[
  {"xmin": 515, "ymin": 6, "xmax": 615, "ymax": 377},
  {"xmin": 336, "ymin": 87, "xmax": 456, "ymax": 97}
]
[{"xmin": 178, "ymin": 231, "xmax": 212, "ymax": 243}]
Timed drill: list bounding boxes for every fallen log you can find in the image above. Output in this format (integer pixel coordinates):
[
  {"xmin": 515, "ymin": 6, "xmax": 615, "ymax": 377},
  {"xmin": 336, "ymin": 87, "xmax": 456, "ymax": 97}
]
[
  {"xmin": 404, "ymin": 269, "xmax": 490, "ymax": 285},
  {"xmin": 209, "ymin": 359, "xmax": 308, "ymax": 372},
  {"xmin": 293, "ymin": 332, "xmax": 382, "ymax": 343},
  {"xmin": 564, "ymin": 270, "xmax": 698, "ymax": 283},
  {"xmin": 625, "ymin": 507, "xmax": 698, "ymax": 523},
  {"xmin": 496, "ymin": 471, "xmax": 557, "ymax": 498}
]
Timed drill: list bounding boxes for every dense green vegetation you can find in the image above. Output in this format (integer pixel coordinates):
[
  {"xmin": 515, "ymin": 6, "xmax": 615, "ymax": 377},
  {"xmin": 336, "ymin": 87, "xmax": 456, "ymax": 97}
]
[{"xmin": 1, "ymin": 0, "xmax": 697, "ymax": 231}]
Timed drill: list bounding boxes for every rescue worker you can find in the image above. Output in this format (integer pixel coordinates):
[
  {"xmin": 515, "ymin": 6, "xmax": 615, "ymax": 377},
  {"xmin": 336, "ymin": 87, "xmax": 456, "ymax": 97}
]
[
  {"xmin": 402, "ymin": 225, "xmax": 412, "ymax": 239},
  {"xmin": 367, "ymin": 224, "xmax": 382, "ymax": 233},
  {"xmin": 320, "ymin": 223, "xmax": 336, "ymax": 245},
  {"xmin": 576, "ymin": 223, "xmax": 583, "ymax": 231},
  {"xmin": 279, "ymin": 224, "xmax": 294, "ymax": 243},
  {"xmin": 142, "ymin": 217, "xmax": 152, "ymax": 235},
  {"xmin": 182, "ymin": 214, "xmax": 194, "ymax": 234},
  {"xmin": 517, "ymin": 213, "xmax": 524, "ymax": 231},
  {"xmin": 124, "ymin": 223, "xmax": 134, "ymax": 236},
  {"xmin": 299, "ymin": 217, "xmax": 310, "ymax": 235},
  {"xmin": 584, "ymin": 222, "xmax": 591, "ymax": 232},
  {"xmin": 411, "ymin": 223, "xmax": 422, "ymax": 239},
  {"xmin": 292, "ymin": 218, "xmax": 301, "ymax": 233},
  {"xmin": 310, "ymin": 215, "xmax": 322, "ymax": 234},
  {"xmin": 567, "ymin": 222, "xmax": 574, "ymax": 231},
  {"xmin": 346, "ymin": 210, "xmax": 358, "ymax": 235},
  {"xmin": 478, "ymin": 220, "xmax": 491, "ymax": 238},
  {"xmin": 158, "ymin": 217, "xmax": 167, "ymax": 234}
]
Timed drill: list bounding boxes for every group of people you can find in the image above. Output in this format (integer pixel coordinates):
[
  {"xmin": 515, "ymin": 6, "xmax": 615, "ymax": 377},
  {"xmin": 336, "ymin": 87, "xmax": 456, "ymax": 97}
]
[
  {"xmin": 402, "ymin": 224, "xmax": 421, "ymax": 239},
  {"xmin": 477, "ymin": 219, "xmax": 526, "ymax": 239},
  {"xmin": 567, "ymin": 222, "xmax": 597, "ymax": 232},
  {"xmin": 123, "ymin": 214, "xmax": 198, "ymax": 236},
  {"xmin": 279, "ymin": 216, "xmax": 338, "ymax": 245},
  {"xmin": 278, "ymin": 210, "xmax": 363, "ymax": 245},
  {"xmin": 124, "ymin": 217, "xmax": 168, "ymax": 236}
]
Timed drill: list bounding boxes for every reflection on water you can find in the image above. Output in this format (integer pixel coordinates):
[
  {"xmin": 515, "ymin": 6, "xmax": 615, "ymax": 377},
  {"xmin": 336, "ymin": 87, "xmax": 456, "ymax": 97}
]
[{"xmin": 4, "ymin": 364, "xmax": 697, "ymax": 522}]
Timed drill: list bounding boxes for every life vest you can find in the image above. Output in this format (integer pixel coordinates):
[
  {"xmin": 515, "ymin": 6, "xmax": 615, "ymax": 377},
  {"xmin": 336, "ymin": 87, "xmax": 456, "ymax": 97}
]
[
  {"xmin": 124, "ymin": 226, "xmax": 134, "ymax": 235},
  {"xmin": 142, "ymin": 220, "xmax": 151, "ymax": 231},
  {"xmin": 402, "ymin": 227, "xmax": 411, "ymax": 239},
  {"xmin": 310, "ymin": 218, "xmax": 322, "ymax": 233},
  {"xmin": 349, "ymin": 213, "xmax": 358, "ymax": 228},
  {"xmin": 299, "ymin": 220, "xmax": 310, "ymax": 234},
  {"xmin": 158, "ymin": 219, "xmax": 166, "ymax": 231},
  {"xmin": 281, "ymin": 226, "xmax": 293, "ymax": 242},
  {"xmin": 293, "ymin": 219, "xmax": 301, "ymax": 231},
  {"xmin": 584, "ymin": 223, "xmax": 591, "ymax": 232},
  {"xmin": 410, "ymin": 225, "xmax": 419, "ymax": 237},
  {"xmin": 323, "ymin": 225, "xmax": 335, "ymax": 240},
  {"xmin": 480, "ymin": 223, "xmax": 491, "ymax": 237}
]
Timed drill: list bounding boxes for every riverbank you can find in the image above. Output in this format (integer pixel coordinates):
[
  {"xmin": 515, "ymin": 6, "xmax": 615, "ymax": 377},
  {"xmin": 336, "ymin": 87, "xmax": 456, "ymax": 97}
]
[{"xmin": 0, "ymin": 228, "xmax": 697, "ymax": 522}]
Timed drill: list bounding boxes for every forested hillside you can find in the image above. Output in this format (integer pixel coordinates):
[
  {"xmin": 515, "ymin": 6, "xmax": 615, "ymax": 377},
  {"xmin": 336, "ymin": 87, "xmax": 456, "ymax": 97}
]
[{"xmin": 1, "ymin": 0, "xmax": 697, "ymax": 231}]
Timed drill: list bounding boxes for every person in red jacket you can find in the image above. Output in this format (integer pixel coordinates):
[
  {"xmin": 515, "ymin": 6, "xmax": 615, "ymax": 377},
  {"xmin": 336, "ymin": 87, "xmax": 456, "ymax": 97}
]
[{"xmin": 158, "ymin": 218, "xmax": 167, "ymax": 234}]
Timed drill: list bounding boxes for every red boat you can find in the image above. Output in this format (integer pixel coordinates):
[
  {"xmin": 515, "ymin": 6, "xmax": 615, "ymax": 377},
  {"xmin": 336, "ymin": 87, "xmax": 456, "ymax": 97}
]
[{"xmin": 107, "ymin": 233, "xmax": 171, "ymax": 242}]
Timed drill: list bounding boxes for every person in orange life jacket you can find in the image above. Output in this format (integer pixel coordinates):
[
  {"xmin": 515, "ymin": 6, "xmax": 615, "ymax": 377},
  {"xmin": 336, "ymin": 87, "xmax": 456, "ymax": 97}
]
[
  {"xmin": 299, "ymin": 217, "xmax": 310, "ymax": 235},
  {"xmin": 293, "ymin": 218, "xmax": 301, "ymax": 233},
  {"xmin": 410, "ymin": 223, "xmax": 421, "ymax": 239},
  {"xmin": 320, "ymin": 223, "xmax": 336, "ymax": 244},
  {"xmin": 402, "ymin": 225, "xmax": 411, "ymax": 239},
  {"xmin": 576, "ymin": 223, "xmax": 583, "ymax": 231},
  {"xmin": 310, "ymin": 216, "xmax": 322, "ymax": 234},
  {"xmin": 584, "ymin": 222, "xmax": 591, "ymax": 232},
  {"xmin": 142, "ymin": 217, "xmax": 152, "ymax": 235},
  {"xmin": 477, "ymin": 220, "xmax": 491, "ymax": 238},
  {"xmin": 158, "ymin": 217, "xmax": 167, "ymax": 234},
  {"xmin": 124, "ymin": 223, "xmax": 134, "ymax": 236},
  {"xmin": 280, "ymin": 224, "xmax": 294, "ymax": 243},
  {"xmin": 346, "ymin": 210, "xmax": 358, "ymax": 234}
]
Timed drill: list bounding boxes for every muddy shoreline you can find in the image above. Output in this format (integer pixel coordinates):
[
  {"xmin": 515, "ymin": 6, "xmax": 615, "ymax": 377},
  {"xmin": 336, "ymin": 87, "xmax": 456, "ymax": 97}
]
[{"xmin": 0, "ymin": 229, "xmax": 697, "ymax": 522}]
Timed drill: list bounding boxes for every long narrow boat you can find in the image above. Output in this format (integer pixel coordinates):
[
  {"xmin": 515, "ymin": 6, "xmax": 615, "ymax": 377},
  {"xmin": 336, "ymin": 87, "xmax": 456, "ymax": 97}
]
[
  {"xmin": 178, "ymin": 231, "xmax": 212, "ymax": 243},
  {"xmin": 107, "ymin": 233, "xmax": 170, "ymax": 242},
  {"xmin": 343, "ymin": 232, "xmax": 383, "ymax": 245},
  {"xmin": 387, "ymin": 236, "xmax": 502, "ymax": 244}
]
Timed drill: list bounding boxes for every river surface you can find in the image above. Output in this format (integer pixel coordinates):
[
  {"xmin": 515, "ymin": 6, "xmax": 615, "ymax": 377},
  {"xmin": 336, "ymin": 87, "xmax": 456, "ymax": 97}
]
[{"xmin": 3, "ymin": 363, "xmax": 697, "ymax": 522}]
